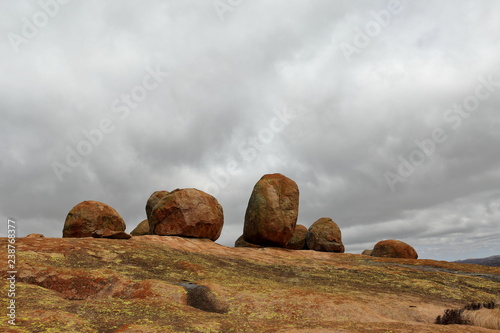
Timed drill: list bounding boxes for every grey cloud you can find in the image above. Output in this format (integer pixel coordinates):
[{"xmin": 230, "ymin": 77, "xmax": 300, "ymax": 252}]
[{"xmin": 1, "ymin": 0, "xmax": 499, "ymax": 262}]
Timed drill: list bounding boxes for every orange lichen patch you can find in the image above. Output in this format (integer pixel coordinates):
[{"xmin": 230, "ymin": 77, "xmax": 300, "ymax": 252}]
[
  {"xmin": 117, "ymin": 279, "xmax": 187, "ymax": 304},
  {"xmin": 178, "ymin": 260, "xmax": 205, "ymax": 273}
]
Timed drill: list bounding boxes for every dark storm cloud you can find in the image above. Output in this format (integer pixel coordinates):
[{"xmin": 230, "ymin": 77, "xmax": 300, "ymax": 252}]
[{"xmin": 1, "ymin": 0, "xmax": 499, "ymax": 261}]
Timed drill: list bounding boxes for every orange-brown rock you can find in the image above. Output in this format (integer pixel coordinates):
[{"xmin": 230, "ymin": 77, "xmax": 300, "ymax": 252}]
[
  {"xmin": 62, "ymin": 200, "xmax": 126, "ymax": 238},
  {"xmin": 234, "ymin": 235, "xmax": 263, "ymax": 248},
  {"xmin": 130, "ymin": 219, "xmax": 149, "ymax": 236},
  {"xmin": 306, "ymin": 217, "xmax": 344, "ymax": 253},
  {"xmin": 91, "ymin": 230, "xmax": 132, "ymax": 239},
  {"xmin": 145, "ymin": 191, "xmax": 170, "ymax": 227},
  {"xmin": 243, "ymin": 173, "xmax": 299, "ymax": 247},
  {"xmin": 362, "ymin": 249, "xmax": 372, "ymax": 256},
  {"xmin": 3, "ymin": 236, "xmax": 499, "ymax": 332},
  {"xmin": 25, "ymin": 233, "xmax": 45, "ymax": 238},
  {"xmin": 284, "ymin": 224, "xmax": 308, "ymax": 250},
  {"xmin": 149, "ymin": 188, "xmax": 223, "ymax": 241},
  {"xmin": 371, "ymin": 239, "xmax": 418, "ymax": 259}
]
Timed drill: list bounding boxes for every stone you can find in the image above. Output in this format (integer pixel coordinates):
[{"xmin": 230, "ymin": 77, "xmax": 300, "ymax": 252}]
[
  {"xmin": 131, "ymin": 219, "xmax": 149, "ymax": 236},
  {"xmin": 284, "ymin": 224, "xmax": 308, "ymax": 250},
  {"xmin": 63, "ymin": 200, "xmax": 126, "ymax": 238},
  {"xmin": 234, "ymin": 235, "xmax": 263, "ymax": 248},
  {"xmin": 362, "ymin": 249, "xmax": 372, "ymax": 256},
  {"xmin": 243, "ymin": 173, "xmax": 299, "ymax": 247},
  {"xmin": 149, "ymin": 188, "xmax": 223, "ymax": 241},
  {"xmin": 181, "ymin": 282, "xmax": 229, "ymax": 314},
  {"xmin": 26, "ymin": 233, "xmax": 45, "ymax": 238},
  {"xmin": 145, "ymin": 191, "xmax": 170, "ymax": 226},
  {"xmin": 371, "ymin": 240, "xmax": 418, "ymax": 259},
  {"xmin": 92, "ymin": 230, "xmax": 132, "ymax": 239},
  {"xmin": 306, "ymin": 218, "xmax": 344, "ymax": 253}
]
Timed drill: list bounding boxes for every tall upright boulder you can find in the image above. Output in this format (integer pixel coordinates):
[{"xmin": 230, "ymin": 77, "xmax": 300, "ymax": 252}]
[
  {"xmin": 306, "ymin": 218, "xmax": 344, "ymax": 253},
  {"xmin": 243, "ymin": 173, "xmax": 299, "ymax": 247},
  {"xmin": 63, "ymin": 200, "xmax": 126, "ymax": 238},
  {"xmin": 371, "ymin": 240, "xmax": 418, "ymax": 259},
  {"xmin": 149, "ymin": 188, "xmax": 224, "ymax": 241}
]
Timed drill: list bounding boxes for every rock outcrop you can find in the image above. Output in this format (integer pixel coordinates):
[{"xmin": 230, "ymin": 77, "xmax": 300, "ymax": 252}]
[
  {"xmin": 243, "ymin": 173, "xmax": 299, "ymax": 247},
  {"xmin": 131, "ymin": 219, "xmax": 149, "ymax": 236},
  {"xmin": 149, "ymin": 188, "xmax": 223, "ymax": 241},
  {"xmin": 5, "ymin": 236, "xmax": 499, "ymax": 332},
  {"xmin": 284, "ymin": 224, "xmax": 308, "ymax": 250},
  {"xmin": 63, "ymin": 200, "xmax": 126, "ymax": 238},
  {"xmin": 371, "ymin": 239, "xmax": 418, "ymax": 259},
  {"xmin": 306, "ymin": 217, "xmax": 344, "ymax": 253}
]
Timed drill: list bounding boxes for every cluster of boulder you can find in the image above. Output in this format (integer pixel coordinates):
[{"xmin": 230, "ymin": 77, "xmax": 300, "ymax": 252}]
[
  {"xmin": 63, "ymin": 188, "xmax": 224, "ymax": 241},
  {"xmin": 234, "ymin": 173, "xmax": 345, "ymax": 253},
  {"xmin": 61, "ymin": 172, "xmax": 417, "ymax": 259}
]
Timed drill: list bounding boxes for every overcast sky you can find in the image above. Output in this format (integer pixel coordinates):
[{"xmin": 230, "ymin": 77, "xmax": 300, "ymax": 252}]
[{"xmin": 1, "ymin": 0, "xmax": 499, "ymax": 261}]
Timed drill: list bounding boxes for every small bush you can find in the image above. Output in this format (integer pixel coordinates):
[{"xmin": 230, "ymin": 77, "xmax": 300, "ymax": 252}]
[
  {"xmin": 435, "ymin": 308, "xmax": 468, "ymax": 325},
  {"xmin": 436, "ymin": 301, "xmax": 497, "ymax": 327}
]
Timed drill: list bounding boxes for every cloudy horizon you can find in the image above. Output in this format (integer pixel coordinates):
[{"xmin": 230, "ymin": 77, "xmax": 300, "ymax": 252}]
[{"xmin": 1, "ymin": 0, "xmax": 499, "ymax": 261}]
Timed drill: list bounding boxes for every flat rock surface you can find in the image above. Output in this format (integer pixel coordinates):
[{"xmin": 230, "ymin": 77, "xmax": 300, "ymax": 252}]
[{"xmin": 1, "ymin": 236, "xmax": 499, "ymax": 332}]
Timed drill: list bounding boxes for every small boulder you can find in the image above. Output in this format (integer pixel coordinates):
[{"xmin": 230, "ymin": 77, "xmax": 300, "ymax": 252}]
[
  {"xmin": 361, "ymin": 249, "xmax": 372, "ymax": 256},
  {"xmin": 131, "ymin": 219, "xmax": 149, "ymax": 236},
  {"xmin": 243, "ymin": 173, "xmax": 299, "ymax": 247},
  {"xmin": 234, "ymin": 235, "xmax": 263, "ymax": 248},
  {"xmin": 145, "ymin": 191, "xmax": 170, "ymax": 225},
  {"xmin": 306, "ymin": 218, "xmax": 344, "ymax": 253},
  {"xmin": 284, "ymin": 224, "xmax": 308, "ymax": 250},
  {"xmin": 149, "ymin": 188, "xmax": 224, "ymax": 241},
  {"xmin": 371, "ymin": 240, "xmax": 418, "ymax": 259},
  {"xmin": 25, "ymin": 233, "xmax": 45, "ymax": 239},
  {"xmin": 92, "ymin": 230, "xmax": 132, "ymax": 239},
  {"xmin": 63, "ymin": 200, "xmax": 126, "ymax": 238}
]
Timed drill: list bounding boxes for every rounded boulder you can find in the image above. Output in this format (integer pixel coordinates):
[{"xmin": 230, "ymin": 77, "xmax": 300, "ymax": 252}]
[
  {"xmin": 131, "ymin": 219, "xmax": 150, "ymax": 236},
  {"xmin": 371, "ymin": 240, "xmax": 418, "ymax": 259},
  {"xmin": 149, "ymin": 188, "xmax": 224, "ymax": 241},
  {"xmin": 63, "ymin": 200, "xmax": 126, "ymax": 238},
  {"xmin": 285, "ymin": 224, "xmax": 308, "ymax": 250},
  {"xmin": 243, "ymin": 173, "xmax": 299, "ymax": 247},
  {"xmin": 234, "ymin": 235, "xmax": 263, "ymax": 248},
  {"xmin": 146, "ymin": 191, "xmax": 170, "ymax": 223},
  {"xmin": 306, "ymin": 218, "xmax": 344, "ymax": 253}
]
